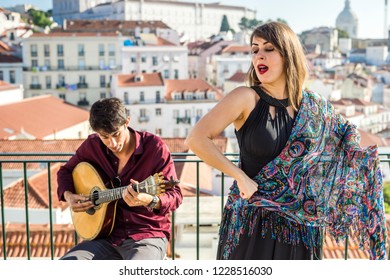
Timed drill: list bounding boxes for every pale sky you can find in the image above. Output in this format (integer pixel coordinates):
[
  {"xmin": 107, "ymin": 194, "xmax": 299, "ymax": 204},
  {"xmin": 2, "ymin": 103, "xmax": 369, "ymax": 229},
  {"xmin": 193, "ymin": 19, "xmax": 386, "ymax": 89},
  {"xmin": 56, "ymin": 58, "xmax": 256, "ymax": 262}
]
[{"xmin": 0, "ymin": 0, "xmax": 387, "ymax": 39}]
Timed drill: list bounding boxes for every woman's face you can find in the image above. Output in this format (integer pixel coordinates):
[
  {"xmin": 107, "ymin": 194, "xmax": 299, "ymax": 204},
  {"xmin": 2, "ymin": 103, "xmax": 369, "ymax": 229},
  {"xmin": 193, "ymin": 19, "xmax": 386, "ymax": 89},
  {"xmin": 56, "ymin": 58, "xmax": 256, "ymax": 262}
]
[{"xmin": 251, "ymin": 36, "xmax": 286, "ymax": 89}]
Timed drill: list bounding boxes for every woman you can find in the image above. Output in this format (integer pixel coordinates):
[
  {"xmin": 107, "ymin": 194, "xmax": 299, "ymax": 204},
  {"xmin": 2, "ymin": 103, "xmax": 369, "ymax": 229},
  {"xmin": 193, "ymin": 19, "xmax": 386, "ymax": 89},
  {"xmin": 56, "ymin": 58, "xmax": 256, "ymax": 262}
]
[{"xmin": 185, "ymin": 22, "xmax": 387, "ymax": 260}]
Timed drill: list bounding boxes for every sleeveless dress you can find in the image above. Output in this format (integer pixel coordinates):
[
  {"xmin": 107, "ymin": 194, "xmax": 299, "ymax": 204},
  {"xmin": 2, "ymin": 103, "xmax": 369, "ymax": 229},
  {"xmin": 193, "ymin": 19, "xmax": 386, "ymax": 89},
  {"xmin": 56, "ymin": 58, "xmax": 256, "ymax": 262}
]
[{"xmin": 216, "ymin": 86, "xmax": 322, "ymax": 260}]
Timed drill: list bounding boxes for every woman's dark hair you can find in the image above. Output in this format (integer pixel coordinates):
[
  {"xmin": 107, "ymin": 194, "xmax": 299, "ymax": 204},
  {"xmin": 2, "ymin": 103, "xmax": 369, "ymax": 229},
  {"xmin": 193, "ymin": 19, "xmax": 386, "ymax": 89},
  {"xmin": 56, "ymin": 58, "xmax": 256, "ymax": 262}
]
[{"xmin": 89, "ymin": 97, "xmax": 127, "ymax": 133}]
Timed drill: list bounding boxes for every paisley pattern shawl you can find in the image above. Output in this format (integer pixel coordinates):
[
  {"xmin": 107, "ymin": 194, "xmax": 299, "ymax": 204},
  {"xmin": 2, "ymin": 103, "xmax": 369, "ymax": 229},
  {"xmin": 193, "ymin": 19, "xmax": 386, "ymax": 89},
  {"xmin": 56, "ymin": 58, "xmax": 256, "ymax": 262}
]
[{"xmin": 219, "ymin": 90, "xmax": 388, "ymax": 260}]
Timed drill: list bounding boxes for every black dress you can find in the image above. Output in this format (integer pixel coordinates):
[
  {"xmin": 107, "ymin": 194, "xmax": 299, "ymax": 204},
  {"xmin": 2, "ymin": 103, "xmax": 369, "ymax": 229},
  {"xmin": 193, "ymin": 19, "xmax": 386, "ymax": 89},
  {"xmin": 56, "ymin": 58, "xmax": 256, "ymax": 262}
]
[{"xmin": 216, "ymin": 86, "xmax": 322, "ymax": 260}]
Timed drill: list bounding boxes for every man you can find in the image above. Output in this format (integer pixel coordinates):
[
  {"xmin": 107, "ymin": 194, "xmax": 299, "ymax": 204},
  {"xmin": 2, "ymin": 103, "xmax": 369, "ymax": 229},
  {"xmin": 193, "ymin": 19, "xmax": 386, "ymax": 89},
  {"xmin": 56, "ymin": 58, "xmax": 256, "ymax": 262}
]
[{"xmin": 57, "ymin": 97, "xmax": 182, "ymax": 260}]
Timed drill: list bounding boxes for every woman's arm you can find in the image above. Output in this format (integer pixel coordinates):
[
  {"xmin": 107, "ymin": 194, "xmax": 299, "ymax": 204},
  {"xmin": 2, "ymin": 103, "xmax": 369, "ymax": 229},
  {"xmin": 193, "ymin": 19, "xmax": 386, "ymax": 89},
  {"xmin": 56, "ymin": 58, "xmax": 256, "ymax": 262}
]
[{"xmin": 185, "ymin": 86, "xmax": 258, "ymax": 198}]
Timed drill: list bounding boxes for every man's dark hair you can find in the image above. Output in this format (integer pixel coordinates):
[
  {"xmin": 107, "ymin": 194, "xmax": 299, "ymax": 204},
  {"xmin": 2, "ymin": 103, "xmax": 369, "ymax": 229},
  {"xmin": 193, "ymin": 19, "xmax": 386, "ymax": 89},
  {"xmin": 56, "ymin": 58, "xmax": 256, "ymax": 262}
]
[{"xmin": 89, "ymin": 97, "xmax": 127, "ymax": 133}]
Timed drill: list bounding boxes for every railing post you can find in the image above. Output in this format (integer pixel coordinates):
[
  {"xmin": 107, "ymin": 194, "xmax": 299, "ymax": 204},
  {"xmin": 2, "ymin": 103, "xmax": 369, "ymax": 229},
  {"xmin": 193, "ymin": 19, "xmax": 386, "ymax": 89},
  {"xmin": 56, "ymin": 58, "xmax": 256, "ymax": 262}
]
[
  {"xmin": 0, "ymin": 163, "xmax": 7, "ymax": 260},
  {"xmin": 47, "ymin": 162, "xmax": 55, "ymax": 260},
  {"xmin": 23, "ymin": 163, "xmax": 31, "ymax": 260}
]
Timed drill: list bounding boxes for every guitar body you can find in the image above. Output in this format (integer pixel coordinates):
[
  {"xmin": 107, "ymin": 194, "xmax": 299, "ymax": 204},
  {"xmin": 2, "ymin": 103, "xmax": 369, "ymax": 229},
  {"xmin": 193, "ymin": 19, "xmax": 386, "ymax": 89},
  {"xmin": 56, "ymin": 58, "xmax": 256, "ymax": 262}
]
[{"xmin": 72, "ymin": 162, "xmax": 117, "ymax": 240}]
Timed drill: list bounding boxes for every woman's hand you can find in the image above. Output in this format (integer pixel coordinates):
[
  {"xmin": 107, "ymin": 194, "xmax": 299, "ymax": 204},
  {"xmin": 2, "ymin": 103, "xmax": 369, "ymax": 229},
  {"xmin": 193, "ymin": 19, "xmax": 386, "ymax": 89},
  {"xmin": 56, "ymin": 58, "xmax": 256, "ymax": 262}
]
[{"xmin": 236, "ymin": 176, "xmax": 258, "ymax": 199}]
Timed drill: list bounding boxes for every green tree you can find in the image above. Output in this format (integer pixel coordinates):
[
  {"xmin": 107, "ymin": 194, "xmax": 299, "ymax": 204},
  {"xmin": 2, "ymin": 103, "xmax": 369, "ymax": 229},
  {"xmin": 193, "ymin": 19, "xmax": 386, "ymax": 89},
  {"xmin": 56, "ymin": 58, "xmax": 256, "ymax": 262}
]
[
  {"xmin": 220, "ymin": 15, "xmax": 230, "ymax": 33},
  {"xmin": 28, "ymin": 9, "xmax": 53, "ymax": 28},
  {"xmin": 337, "ymin": 28, "xmax": 350, "ymax": 38}
]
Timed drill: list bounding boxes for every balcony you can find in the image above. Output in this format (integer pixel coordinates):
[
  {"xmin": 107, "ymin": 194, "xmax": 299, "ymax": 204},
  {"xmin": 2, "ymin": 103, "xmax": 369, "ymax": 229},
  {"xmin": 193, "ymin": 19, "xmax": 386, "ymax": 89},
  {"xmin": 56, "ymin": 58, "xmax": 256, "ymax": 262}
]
[
  {"xmin": 77, "ymin": 99, "xmax": 90, "ymax": 106},
  {"xmin": 29, "ymin": 84, "xmax": 42, "ymax": 90},
  {"xmin": 138, "ymin": 116, "xmax": 150, "ymax": 123},
  {"xmin": 0, "ymin": 152, "xmax": 389, "ymax": 260},
  {"xmin": 177, "ymin": 117, "xmax": 191, "ymax": 124},
  {"xmin": 77, "ymin": 83, "xmax": 88, "ymax": 89}
]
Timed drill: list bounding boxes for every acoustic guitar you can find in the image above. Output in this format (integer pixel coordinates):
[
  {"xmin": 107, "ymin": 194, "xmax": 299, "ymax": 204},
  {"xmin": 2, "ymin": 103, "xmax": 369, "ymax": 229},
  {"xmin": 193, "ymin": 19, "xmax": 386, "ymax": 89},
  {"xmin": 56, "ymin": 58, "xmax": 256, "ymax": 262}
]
[{"xmin": 71, "ymin": 161, "xmax": 179, "ymax": 240}]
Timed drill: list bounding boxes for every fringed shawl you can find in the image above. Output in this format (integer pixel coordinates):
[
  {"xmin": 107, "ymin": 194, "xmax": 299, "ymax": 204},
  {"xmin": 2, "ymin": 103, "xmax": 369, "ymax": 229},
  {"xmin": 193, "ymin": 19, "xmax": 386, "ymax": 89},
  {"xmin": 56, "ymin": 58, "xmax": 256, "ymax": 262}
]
[{"xmin": 219, "ymin": 90, "xmax": 388, "ymax": 260}]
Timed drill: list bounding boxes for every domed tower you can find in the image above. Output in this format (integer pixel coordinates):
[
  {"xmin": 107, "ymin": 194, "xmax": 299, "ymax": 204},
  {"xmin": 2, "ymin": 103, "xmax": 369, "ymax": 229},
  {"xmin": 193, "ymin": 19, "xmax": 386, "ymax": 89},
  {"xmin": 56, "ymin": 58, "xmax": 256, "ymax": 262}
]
[{"xmin": 336, "ymin": 0, "xmax": 359, "ymax": 38}]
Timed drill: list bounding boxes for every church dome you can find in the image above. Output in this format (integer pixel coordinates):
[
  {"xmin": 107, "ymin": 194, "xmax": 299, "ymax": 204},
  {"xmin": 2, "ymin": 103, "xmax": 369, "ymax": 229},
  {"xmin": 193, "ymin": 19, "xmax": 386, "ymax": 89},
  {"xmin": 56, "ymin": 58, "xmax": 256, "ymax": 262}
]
[{"xmin": 336, "ymin": 0, "xmax": 358, "ymax": 38}]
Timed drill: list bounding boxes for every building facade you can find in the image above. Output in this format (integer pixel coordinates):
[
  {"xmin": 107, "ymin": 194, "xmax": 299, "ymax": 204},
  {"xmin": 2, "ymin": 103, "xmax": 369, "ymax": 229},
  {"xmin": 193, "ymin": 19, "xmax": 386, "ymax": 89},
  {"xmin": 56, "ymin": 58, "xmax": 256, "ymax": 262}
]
[{"xmin": 52, "ymin": 0, "xmax": 256, "ymax": 42}]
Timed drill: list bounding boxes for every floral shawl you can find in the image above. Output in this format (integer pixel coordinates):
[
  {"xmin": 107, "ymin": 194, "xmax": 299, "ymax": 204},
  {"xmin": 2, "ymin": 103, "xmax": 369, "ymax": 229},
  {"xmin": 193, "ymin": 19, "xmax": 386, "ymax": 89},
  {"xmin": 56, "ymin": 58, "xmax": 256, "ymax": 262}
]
[{"xmin": 219, "ymin": 90, "xmax": 388, "ymax": 260}]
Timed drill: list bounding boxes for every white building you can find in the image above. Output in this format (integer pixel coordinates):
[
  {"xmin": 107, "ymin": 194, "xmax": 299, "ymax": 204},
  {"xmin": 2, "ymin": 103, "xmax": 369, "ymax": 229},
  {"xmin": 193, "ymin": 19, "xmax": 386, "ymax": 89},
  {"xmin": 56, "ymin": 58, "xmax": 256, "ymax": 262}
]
[
  {"xmin": 22, "ymin": 32, "xmax": 122, "ymax": 107},
  {"xmin": 207, "ymin": 44, "xmax": 251, "ymax": 87},
  {"xmin": 121, "ymin": 33, "xmax": 188, "ymax": 79},
  {"xmin": 52, "ymin": 0, "xmax": 256, "ymax": 42},
  {"xmin": 0, "ymin": 80, "xmax": 23, "ymax": 105},
  {"xmin": 0, "ymin": 52, "xmax": 23, "ymax": 85},
  {"xmin": 366, "ymin": 45, "xmax": 388, "ymax": 66},
  {"xmin": 111, "ymin": 72, "xmax": 223, "ymax": 137},
  {"xmin": 0, "ymin": 7, "xmax": 22, "ymax": 35}
]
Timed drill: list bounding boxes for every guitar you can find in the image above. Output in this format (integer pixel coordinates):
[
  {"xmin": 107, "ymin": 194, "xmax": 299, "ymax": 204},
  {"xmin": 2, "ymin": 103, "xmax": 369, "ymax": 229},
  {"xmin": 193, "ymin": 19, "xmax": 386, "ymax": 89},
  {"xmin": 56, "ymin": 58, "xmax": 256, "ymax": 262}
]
[{"xmin": 71, "ymin": 161, "xmax": 179, "ymax": 240}]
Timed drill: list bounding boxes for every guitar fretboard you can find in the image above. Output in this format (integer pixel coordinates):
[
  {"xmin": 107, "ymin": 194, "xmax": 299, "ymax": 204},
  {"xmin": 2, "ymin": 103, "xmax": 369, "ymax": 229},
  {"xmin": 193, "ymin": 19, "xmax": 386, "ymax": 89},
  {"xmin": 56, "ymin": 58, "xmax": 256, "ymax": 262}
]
[{"xmin": 93, "ymin": 176, "xmax": 157, "ymax": 204}]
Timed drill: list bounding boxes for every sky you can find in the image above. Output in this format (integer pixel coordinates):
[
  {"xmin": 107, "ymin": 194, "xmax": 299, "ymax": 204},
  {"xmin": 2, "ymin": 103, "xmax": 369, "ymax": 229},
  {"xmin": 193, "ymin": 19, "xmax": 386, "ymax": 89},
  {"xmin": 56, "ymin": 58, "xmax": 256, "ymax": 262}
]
[{"xmin": 0, "ymin": 0, "xmax": 388, "ymax": 39}]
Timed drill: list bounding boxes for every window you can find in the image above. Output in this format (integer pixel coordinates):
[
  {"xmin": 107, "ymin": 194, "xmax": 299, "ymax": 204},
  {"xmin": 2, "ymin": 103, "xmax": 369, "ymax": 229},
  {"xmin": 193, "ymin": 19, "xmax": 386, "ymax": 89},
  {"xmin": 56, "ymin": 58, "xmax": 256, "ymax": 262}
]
[
  {"xmin": 58, "ymin": 59, "xmax": 64, "ymax": 69},
  {"xmin": 156, "ymin": 108, "xmax": 161, "ymax": 116},
  {"xmin": 46, "ymin": 76, "xmax": 51, "ymax": 89},
  {"xmin": 31, "ymin": 75, "xmax": 39, "ymax": 85},
  {"xmin": 59, "ymin": 93, "xmax": 66, "ymax": 100},
  {"xmin": 31, "ymin": 59, "xmax": 38, "ymax": 67},
  {"xmin": 58, "ymin": 74, "xmax": 65, "ymax": 87},
  {"xmin": 100, "ymin": 92, "xmax": 106, "ymax": 99},
  {"xmin": 141, "ymin": 55, "xmax": 146, "ymax": 63},
  {"xmin": 78, "ymin": 44, "xmax": 85, "ymax": 56},
  {"xmin": 44, "ymin": 44, "xmax": 50, "ymax": 57},
  {"xmin": 164, "ymin": 69, "xmax": 169, "ymax": 79},
  {"xmin": 131, "ymin": 55, "xmax": 136, "ymax": 63},
  {"xmin": 156, "ymin": 91, "xmax": 161, "ymax": 103},
  {"xmin": 0, "ymin": 70, "xmax": 3, "ymax": 80},
  {"xmin": 44, "ymin": 59, "xmax": 50, "ymax": 70},
  {"xmin": 152, "ymin": 56, "xmax": 158, "ymax": 66},
  {"xmin": 79, "ymin": 75, "xmax": 86, "ymax": 84},
  {"xmin": 140, "ymin": 108, "xmax": 146, "ymax": 117},
  {"xmin": 57, "ymin": 44, "xmax": 64, "ymax": 57},
  {"xmin": 99, "ymin": 44, "xmax": 105, "ymax": 56},
  {"xmin": 124, "ymin": 92, "xmax": 129, "ymax": 105},
  {"xmin": 100, "ymin": 75, "xmax": 106, "ymax": 88},
  {"xmin": 9, "ymin": 71, "xmax": 15, "ymax": 83},
  {"xmin": 30, "ymin": 44, "xmax": 37, "ymax": 57},
  {"xmin": 78, "ymin": 59, "xmax": 85, "ymax": 70},
  {"xmin": 174, "ymin": 69, "xmax": 179, "ymax": 79},
  {"xmin": 140, "ymin": 91, "xmax": 145, "ymax": 102},
  {"xmin": 99, "ymin": 58, "xmax": 105, "ymax": 69},
  {"xmin": 108, "ymin": 44, "xmax": 115, "ymax": 56}
]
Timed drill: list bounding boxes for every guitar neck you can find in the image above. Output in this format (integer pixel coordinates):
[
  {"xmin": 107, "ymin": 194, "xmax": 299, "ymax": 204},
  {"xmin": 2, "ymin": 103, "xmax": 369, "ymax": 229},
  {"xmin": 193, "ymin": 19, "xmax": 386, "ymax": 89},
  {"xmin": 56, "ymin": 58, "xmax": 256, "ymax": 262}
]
[{"xmin": 95, "ymin": 176, "xmax": 156, "ymax": 205}]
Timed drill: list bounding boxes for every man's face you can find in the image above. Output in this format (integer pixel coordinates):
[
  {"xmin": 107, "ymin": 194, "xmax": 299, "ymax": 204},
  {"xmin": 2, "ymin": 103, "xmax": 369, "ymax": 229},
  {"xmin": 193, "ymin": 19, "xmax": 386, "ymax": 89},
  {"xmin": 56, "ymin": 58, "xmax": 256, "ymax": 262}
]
[{"xmin": 97, "ymin": 123, "xmax": 128, "ymax": 154}]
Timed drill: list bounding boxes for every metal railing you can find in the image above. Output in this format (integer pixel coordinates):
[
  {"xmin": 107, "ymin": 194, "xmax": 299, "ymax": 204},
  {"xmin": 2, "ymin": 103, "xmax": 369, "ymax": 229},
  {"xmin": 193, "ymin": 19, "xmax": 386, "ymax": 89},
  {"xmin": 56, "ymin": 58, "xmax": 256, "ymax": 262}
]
[{"xmin": 0, "ymin": 152, "xmax": 389, "ymax": 260}]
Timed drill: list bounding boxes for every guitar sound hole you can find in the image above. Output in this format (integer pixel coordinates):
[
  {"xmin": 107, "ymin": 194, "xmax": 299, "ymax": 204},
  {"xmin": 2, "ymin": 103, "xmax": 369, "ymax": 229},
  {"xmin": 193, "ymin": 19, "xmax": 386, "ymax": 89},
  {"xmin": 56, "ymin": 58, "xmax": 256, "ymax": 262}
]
[{"xmin": 91, "ymin": 190, "xmax": 100, "ymax": 206}]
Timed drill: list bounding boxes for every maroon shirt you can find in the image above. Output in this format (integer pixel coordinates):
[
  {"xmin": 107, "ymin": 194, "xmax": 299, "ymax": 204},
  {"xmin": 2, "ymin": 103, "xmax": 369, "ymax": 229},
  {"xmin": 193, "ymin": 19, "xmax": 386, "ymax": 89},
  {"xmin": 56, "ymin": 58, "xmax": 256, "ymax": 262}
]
[{"xmin": 57, "ymin": 127, "xmax": 182, "ymax": 245}]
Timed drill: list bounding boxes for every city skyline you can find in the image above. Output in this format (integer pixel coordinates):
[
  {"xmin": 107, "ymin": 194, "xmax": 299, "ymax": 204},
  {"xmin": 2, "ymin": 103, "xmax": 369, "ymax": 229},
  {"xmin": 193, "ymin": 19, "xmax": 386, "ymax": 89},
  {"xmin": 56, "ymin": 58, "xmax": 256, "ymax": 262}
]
[{"xmin": 0, "ymin": 0, "xmax": 388, "ymax": 39}]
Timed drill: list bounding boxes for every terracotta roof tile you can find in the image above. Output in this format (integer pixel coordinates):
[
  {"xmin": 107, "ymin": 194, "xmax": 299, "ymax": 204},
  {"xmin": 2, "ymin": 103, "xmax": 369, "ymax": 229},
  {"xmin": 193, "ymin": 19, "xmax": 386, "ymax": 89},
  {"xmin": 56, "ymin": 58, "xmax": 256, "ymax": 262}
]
[
  {"xmin": 0, "ymin": 223, "xmax": 80, "ymax": 259},
  {"xmin": 165, "ymin": 79, "xmax": 223, "ymax": 100},
  {"xmin": 222, "ymin": 45, "xmax": 251, "ymax": 54},
  {"xmin": 117, "ymin": 73, "xmax": 164, "ymax": 87},
  {"xmin": 0, "ymin": 80, "xmax": 19, "ymax": 92},
  {"xmin": 62, "ymin": 19, "xmax": 171, "ymax": 33},
  {"xmin": 0, "ymin": 95, "xmax": 89, "ymax": 139},
  {"xmin": 227, "ymin": 71, "xmax": 246, "ymax": 83},
  {"xmin": 0, "ymin": 53, "xmax": 22, "ymax": 63}
]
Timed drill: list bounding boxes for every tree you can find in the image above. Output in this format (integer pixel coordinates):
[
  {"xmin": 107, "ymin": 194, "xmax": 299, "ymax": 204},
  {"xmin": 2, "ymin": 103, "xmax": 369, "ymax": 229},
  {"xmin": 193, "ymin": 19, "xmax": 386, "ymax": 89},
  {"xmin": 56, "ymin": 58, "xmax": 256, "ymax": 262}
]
[
  {"xmin": 337, "ymin": 28, "xmax": 350, "ymax": 38},
  {"xmin": 28, "ymin": 9, "xmax": 53, "ymax": 28},
  {"xmin": 220, "ymin": 15, "xmax": 230, "ymax": 33}
]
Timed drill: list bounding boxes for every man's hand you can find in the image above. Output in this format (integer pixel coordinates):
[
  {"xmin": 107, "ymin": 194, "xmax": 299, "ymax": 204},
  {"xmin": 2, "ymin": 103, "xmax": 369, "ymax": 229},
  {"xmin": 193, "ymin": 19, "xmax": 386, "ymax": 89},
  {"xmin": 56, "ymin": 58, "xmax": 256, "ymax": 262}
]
[
  {"xmin": 122, "ymin": 179, "xmax": 159, "ymax": 208},
  {"xmin": 64, "ymin": 191, "xmax": 94, "ymax": 212}
]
